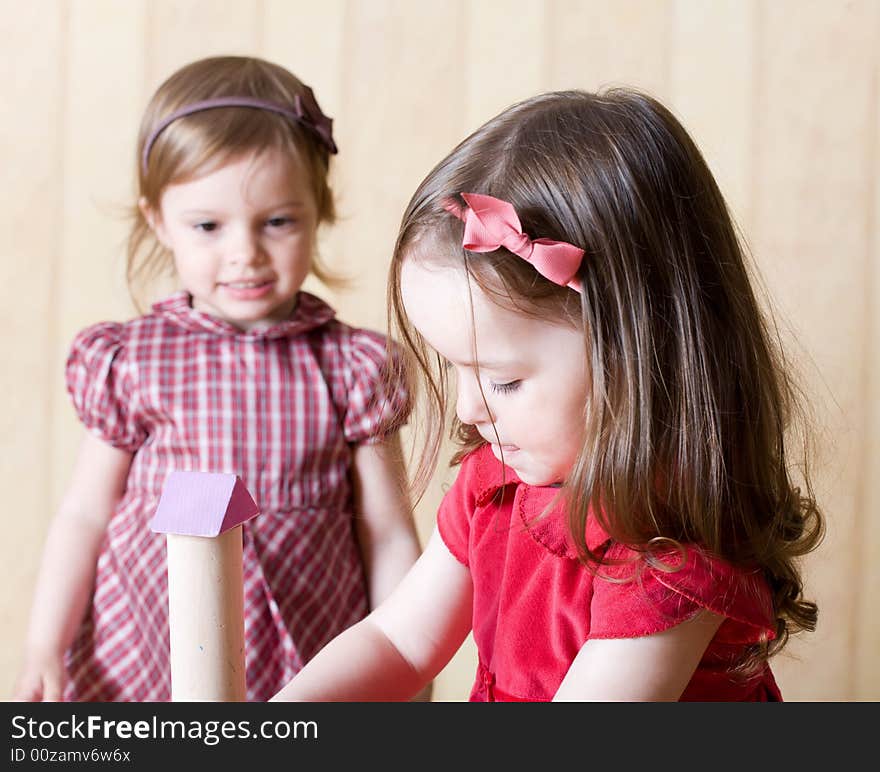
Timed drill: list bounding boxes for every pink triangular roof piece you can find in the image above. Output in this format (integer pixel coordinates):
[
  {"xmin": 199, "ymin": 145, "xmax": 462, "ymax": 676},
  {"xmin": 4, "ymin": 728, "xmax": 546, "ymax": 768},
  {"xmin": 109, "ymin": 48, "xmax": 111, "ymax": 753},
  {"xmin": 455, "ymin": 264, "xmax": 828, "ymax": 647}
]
[
  {"xmin": 223, "ymin": 477, "xmax": 261, "ymax": 532},
  {"xmin": 150, "ymin": 471, "xmax": 260, "ymax": 537}
]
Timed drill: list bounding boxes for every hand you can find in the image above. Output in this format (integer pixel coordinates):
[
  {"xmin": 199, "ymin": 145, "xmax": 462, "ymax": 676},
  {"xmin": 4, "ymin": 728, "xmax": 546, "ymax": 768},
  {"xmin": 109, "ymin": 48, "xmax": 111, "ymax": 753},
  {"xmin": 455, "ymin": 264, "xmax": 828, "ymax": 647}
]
[{"xmin": 13, "ymin": 651, "xmax": 67, "ymax": 702}]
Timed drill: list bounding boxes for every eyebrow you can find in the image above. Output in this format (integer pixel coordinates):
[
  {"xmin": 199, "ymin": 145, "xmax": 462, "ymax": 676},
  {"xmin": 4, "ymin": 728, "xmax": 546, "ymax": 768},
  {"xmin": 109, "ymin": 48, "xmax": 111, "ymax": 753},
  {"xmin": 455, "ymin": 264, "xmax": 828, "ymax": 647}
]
[
  {"xmin": 180, "ymin": 201, "xmax": 310, "ymax": 216},
  {"xmin": 270, "ymin": 200, "xmax": 310, "ymax": 210}
]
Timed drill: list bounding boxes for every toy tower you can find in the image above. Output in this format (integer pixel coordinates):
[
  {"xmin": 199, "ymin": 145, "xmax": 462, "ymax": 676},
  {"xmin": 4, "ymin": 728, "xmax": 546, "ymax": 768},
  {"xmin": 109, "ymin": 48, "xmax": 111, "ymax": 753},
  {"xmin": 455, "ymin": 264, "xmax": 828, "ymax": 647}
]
[{"xmin": 151, "ymin": 471, "xmax": 260, "ymax": 701}]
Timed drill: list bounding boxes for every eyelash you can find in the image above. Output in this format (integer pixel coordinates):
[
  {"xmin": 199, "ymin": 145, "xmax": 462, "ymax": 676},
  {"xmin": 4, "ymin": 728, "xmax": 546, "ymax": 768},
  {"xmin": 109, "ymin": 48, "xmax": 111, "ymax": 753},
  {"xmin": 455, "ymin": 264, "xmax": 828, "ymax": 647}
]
[
  {"xmin": 441, "ymin": 360, "xmax": 521, "ymax": 394},
  {"xmin": 489, "ymin": 380, "xmax": 521, "ymax": 394},
  {"xmin": 193, "ymin": 217, "xmax": 295, "ymax": 232}
]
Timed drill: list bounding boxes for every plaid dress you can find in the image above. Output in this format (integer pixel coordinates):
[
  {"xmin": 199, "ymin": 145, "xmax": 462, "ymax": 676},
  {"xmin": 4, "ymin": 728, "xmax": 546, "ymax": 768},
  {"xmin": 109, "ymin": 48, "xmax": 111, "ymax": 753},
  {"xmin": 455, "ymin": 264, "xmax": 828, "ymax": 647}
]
[{"xmin": 62, "ymin": 290, "xmax": 409, "ymax": 701}]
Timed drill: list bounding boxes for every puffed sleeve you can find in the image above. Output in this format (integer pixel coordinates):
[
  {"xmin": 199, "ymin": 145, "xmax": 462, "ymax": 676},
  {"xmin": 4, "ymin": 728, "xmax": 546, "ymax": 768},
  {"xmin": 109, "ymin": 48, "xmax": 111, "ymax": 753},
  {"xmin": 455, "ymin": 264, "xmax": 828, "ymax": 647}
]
[
  {"xmin": 589, "ymin": 543, "xmax": 777, "ymax": 645},
  {"xmin": 65, "ymin": 322, "xmax": 146, "ymax": 452},
  {"xmin": 342, "ymin": 329, "xmax": 411, "ymax": 445},
  {"xmin": 436, "ymin": 450, "xmax": 483, "ymax": 567}
]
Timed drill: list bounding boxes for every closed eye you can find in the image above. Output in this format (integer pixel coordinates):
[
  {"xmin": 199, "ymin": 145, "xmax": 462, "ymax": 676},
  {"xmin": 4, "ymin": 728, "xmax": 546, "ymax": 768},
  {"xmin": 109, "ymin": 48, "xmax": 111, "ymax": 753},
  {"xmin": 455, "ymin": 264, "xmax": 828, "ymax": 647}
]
[
  {"xmin": 490, "ymin": 380, "xmax": 521, "ymax": 394},
  {"xmin": 266, "ymin": 216, "xmax": 295, "ymax": 228}
]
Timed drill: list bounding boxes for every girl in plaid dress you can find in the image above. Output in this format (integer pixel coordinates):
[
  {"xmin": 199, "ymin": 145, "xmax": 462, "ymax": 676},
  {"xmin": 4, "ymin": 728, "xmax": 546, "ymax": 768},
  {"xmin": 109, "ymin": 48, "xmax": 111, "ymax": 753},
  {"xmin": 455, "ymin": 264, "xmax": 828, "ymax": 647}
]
[{"xmin": 14, "ymin": 56, "xmax": 423, "ymax": 701}]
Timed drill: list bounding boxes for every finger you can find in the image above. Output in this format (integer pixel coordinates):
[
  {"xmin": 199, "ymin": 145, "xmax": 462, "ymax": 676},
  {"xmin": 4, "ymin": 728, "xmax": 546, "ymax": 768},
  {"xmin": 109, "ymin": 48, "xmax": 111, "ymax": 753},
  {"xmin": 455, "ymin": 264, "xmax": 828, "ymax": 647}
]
[
  {"xmin": 42, "ymin": 677, "xmax": 63, "ymax": 702},
  {"xmin": 12, "ymin": 677, "xmax": 42, "ymax": 702}
]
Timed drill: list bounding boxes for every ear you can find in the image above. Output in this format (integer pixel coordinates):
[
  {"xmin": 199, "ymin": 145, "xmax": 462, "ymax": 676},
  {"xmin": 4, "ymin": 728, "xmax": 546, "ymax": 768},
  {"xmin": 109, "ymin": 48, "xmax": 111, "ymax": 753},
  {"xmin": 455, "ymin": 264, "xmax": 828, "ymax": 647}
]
[{"xmin": 139, "ymin": 196, "xmax": 170, "ymax": 248}]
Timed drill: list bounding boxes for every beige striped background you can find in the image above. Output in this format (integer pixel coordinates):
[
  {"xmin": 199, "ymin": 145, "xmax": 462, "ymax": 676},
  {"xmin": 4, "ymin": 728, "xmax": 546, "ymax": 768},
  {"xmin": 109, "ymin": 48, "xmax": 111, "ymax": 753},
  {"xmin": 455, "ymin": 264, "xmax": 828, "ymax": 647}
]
[{"xmin": 1, "ymin": 0, "xmax": 877, "ymax": 701}]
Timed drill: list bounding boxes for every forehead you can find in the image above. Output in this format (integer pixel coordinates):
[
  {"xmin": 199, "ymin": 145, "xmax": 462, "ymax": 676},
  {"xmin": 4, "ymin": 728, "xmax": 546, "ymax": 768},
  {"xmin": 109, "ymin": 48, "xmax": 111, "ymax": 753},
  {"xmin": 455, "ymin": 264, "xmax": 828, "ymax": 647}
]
[
  {"xmin": 400, "ymin": 257, "xmax": 574, "ymax": 367},
  {"xmin": 162, "ymin": 147, "xmax": 313, "ymax": 207}
]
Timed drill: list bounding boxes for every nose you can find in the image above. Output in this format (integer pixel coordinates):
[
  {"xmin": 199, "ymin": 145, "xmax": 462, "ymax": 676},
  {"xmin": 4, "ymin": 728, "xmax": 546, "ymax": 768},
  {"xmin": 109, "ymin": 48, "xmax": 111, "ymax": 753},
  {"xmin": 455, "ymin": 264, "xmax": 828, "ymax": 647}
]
[
  {"xmin": 455, "ymin": 371, "xmax": 493, "ymax": 426},
  {"xmin": 228, "ymin": 227, "xmax": 265, "ymax": 266}
]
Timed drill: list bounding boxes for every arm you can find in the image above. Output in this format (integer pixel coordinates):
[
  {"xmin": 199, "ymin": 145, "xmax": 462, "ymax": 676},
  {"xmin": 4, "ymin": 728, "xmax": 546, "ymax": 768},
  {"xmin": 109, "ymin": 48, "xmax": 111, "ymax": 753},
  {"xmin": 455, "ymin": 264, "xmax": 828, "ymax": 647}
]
[
  {"xmin": 351, "ymin": 434, "xmax": 434, "ymax": 701},
  {"xmin": 350, "ymin": 433, "xmax": 422, "ymax": 609},
  {"xmin": 272, "ymin": 527, "xmax": 472, "ymax": 701},
  {"xmin": 13, "ymin": 432, "xmax": 132, "ymax": 701},
  {"xmin": 553, "ymin": 609, "xmax": 724, "ymax": 701}
]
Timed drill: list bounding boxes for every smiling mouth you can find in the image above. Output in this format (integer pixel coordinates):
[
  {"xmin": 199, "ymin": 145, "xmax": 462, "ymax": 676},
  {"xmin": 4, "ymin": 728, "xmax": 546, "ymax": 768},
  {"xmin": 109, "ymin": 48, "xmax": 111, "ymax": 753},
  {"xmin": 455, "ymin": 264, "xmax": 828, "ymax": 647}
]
[
  {"xmin": 222, "ymin": 279, "xmax": 273, "ymax": 289},
  {"xmin": 220, "ymin": 280, "xmax": 276, "ymax": 300}
]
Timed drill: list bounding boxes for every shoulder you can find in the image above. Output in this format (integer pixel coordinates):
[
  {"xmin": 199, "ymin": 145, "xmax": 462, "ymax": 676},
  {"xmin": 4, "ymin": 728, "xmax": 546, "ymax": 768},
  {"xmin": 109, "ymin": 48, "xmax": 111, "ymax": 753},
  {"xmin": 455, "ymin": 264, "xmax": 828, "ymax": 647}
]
[
  {"xmin": 317, "ymin": 317, "xmax": 395, "ymax": 360},
  {"xmin": 68, "ymin": 318, "xmax": 133, "ymax": 363},
  {"xmin": 289, "ymin": 292, "xmax": 382, "ymax": 349},
  {"xmin": 69, "ymin": 320, "xmax": 123, "ymax": 352},
  {"xmin": 69, "ymin": 310, "xmax": 178, "ymax": 361},
  {"xmin": 65, "ymin": 316, "xmax": 155, "ymax": 451},
  {"xmin": 650, "ymin": 545, "xmax": 775, "ymax": 634},
  {"xmin": 310, "ymin": 314, "xmax": 401, "ymax": 390},
  {"xmin": 307, "ymin": 309, "xmax": 413, "ymax": 442},
  {"xmin": 436, "ymin": 445, "xmax": 496, "ymax": 563},
  {"xmin": 592, "ymin": 541, "xmax": 776, "ymax": 641},
  {"xmin": 347, "ymin": 326, "xmax": 397, "ymax": 365}
]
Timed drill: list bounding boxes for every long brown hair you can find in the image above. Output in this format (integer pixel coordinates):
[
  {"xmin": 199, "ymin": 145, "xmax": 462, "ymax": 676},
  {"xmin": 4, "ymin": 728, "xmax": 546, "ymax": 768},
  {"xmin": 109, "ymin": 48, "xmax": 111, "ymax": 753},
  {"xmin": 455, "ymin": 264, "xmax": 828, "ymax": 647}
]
[
  {"xmin": 388, "ymin": 88, "xmax": 823, "ymax": 668},
  {"xmin": 128, "ymin": 55, "xmax": 342, "ymax": 310}
]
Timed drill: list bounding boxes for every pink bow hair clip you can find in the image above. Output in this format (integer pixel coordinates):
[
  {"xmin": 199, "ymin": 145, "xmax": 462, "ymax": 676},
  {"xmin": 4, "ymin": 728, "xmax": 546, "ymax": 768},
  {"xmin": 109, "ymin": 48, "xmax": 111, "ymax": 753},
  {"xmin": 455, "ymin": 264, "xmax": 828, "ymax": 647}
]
[{"xmin": 443, "ymin": 192, "xmax": 584, "ymax": 291}]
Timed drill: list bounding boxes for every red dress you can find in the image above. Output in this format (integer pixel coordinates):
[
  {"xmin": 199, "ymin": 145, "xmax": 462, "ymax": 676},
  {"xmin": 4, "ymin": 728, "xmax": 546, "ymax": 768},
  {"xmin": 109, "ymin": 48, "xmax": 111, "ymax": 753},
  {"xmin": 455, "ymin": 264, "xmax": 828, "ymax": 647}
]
[
  {"xmin": 438, "ymin": 444, "xmax": 782, "ymax": 701},
  {"xmin": 63, "ymin": 291, "xmax": 409, "ymax": 701}
]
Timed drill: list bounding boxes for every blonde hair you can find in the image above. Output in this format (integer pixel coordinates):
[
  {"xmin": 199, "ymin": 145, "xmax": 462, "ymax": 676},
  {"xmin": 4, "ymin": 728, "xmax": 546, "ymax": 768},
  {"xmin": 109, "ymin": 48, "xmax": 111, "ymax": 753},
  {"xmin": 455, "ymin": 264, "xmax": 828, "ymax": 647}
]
[{"xmin": 128, "ymin": 55, "xmax": 341, "ymax": 310}]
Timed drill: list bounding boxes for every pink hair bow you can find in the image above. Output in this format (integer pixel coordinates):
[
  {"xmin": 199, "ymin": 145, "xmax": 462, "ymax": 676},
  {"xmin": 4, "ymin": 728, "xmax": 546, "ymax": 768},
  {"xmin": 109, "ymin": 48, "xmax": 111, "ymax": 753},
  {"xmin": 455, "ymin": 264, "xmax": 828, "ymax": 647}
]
[{"xmin": 444, "ymin": 192, "xmax": 584, "ymax": 291}]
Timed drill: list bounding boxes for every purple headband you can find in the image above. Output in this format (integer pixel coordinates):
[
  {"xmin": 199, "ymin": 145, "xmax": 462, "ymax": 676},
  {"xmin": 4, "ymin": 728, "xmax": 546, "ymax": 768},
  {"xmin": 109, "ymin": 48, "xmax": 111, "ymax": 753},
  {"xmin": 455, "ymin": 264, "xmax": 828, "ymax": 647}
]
[{"xmin": 141, "ymin": 88, "xmax": 338, "ymax": 175}]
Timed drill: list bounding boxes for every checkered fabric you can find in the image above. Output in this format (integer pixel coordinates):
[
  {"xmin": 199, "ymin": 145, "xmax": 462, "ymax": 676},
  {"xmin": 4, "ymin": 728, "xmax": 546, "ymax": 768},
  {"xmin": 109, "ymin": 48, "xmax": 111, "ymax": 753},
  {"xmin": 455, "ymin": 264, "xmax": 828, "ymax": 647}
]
[{"xmin": 62, "ymin": 291, "xmax": 409, "ymax": 701}]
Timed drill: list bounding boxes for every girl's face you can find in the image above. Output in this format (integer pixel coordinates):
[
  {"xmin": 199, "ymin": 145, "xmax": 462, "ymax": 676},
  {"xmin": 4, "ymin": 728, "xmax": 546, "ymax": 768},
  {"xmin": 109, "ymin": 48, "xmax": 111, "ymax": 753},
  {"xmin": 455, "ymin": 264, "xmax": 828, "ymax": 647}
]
[
  {"xmin": 401, "ymin": 256, "xmax": 589, "ymax": 486},
  {"xmin": 145, "ymin": 148, "xmax": 317, "ymax": 331}
]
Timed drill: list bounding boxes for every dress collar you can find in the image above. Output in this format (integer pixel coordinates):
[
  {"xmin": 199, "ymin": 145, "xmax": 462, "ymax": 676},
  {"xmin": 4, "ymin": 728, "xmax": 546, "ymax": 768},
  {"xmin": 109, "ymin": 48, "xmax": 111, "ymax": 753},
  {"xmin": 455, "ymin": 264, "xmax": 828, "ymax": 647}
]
[
  {"xmin": 152, "ymin": 290, "xmax": 336, "ymax": 339},
  {"xmin": 470, "ymin": 443, "xmax": 610, "ymax": 555}
]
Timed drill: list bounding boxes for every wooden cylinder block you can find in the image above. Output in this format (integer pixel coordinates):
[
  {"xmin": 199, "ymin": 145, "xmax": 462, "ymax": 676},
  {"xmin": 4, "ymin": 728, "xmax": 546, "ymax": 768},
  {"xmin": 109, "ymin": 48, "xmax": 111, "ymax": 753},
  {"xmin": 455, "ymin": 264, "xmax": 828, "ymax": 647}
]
[{"xmin": 166, "ymin": 527, "xmax": 246, "ymax": 701}]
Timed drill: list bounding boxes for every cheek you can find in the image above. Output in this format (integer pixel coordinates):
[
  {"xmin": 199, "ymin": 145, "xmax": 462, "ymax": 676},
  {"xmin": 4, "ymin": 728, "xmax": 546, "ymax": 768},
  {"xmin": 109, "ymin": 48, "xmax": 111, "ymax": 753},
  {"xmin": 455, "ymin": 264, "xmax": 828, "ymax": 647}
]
[
  {"xmin": 173, "ymin": 253, "xmax": 213, "ymax": 285},
  {"xmin": 280, "ymin": 235, "xmax": 315, "ymax": 266},
  {"xmin": 285, "ymin": 253, "xmax": 313, "ymax": 286},
  {"xmin": 531, "ymin": 379, "xmax": 587, "ymax": 450}
]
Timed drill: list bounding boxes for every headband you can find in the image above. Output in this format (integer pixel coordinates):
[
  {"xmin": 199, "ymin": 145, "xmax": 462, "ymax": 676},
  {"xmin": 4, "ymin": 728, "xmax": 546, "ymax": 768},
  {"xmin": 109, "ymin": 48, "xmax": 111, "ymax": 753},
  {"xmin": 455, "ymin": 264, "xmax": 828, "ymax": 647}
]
[
  {"xmin": 444, "ymin": 192, "xmax": 585, "ymax": 291},
  {"xmin": 141, "ymin": 88, "xmax": 338, "ymax": 175}
]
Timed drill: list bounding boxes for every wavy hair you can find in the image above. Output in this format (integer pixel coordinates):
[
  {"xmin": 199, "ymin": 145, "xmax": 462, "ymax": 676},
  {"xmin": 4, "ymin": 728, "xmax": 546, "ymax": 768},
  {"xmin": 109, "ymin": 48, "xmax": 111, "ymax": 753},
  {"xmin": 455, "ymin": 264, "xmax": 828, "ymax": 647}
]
[{"xmin": 387, "ymin": 88, "xmax": 824, "ymax": 672}]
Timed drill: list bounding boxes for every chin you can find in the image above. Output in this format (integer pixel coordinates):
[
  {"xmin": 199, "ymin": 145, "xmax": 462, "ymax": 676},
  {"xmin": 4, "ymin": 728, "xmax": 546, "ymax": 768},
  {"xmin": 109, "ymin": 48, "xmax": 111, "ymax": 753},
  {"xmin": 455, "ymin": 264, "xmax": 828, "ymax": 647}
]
[
  {"xmin": 509, "ymin": 465, "xmax": 559, "ymax": 487},
  {"xmin": 491, "ymin": 445, "xmax": 565, "ymax": 487},
  {"xmin": 520, "ymin": 475, "xmax": 559, "ymax": 487}
]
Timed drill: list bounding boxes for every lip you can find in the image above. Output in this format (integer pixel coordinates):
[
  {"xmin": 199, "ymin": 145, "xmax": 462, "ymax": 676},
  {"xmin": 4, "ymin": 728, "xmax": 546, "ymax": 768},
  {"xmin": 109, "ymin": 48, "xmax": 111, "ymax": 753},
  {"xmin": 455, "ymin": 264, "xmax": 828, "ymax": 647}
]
[
  {"xmin": 490, "ymin": 442, "xmax": 520, "ymax": 458},
  {"xmin": 221, "ymin": 279, "xmax": 275, "ymax": 300},
  {"xmin": 479, "ymin": 431, "xmax": 519, "ymax": 452}
]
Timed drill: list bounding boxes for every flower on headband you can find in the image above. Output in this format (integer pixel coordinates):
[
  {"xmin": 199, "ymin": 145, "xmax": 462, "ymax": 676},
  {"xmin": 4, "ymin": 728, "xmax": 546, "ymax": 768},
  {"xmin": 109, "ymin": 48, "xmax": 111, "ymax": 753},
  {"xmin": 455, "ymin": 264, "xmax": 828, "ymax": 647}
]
[
  {"xmin": 443, "ymin": 192, "xmax": 585, "ymax": 291},
  {"xmin": 295, "ymin": 86, "xmax": 338, "ymax": 155}
]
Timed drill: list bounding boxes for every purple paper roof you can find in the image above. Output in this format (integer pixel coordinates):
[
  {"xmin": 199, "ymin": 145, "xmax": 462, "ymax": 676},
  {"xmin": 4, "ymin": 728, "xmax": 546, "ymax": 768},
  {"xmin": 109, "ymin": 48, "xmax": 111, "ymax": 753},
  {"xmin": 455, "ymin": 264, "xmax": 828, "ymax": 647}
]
[{"xmin": 149, "ymin": 471, "xmax": 260, "ymax": 536}]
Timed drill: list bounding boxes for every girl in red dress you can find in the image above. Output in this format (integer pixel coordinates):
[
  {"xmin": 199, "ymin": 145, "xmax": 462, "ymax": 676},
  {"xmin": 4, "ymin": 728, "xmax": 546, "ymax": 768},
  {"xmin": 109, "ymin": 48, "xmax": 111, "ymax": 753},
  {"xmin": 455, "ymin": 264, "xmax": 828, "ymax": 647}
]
[
  {"xmin": 14, "ymin": 56, "xmax": 424, "ymax": 701},
  {"xmin": 273, "ymin": 88, "xmax": 825, "ymax": 701}
]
